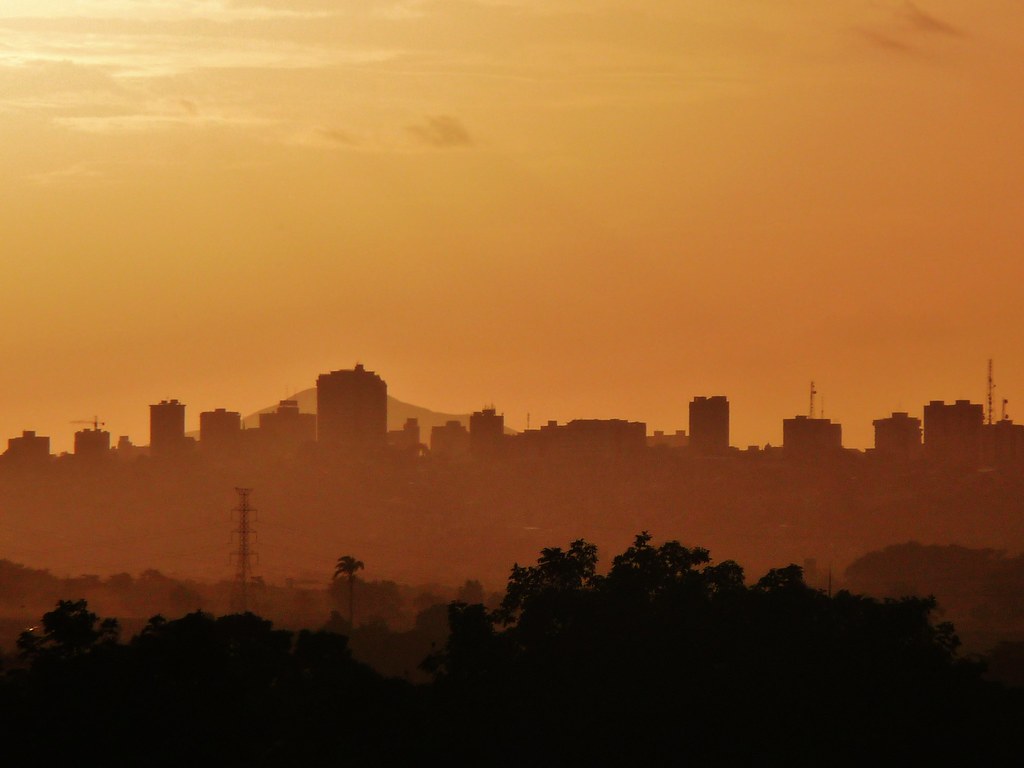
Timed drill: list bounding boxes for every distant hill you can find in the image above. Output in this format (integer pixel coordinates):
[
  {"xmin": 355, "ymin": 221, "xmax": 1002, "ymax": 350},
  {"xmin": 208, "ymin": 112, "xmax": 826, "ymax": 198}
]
[{"xmin": 243, "ymin": 389, "xmax": 515, "ymax": 440}]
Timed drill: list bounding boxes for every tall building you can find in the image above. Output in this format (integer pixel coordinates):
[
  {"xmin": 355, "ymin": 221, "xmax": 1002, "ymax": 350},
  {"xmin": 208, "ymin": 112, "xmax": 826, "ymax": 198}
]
[
  {"xmin": 689, "ymin": 396, "xmax": 729, "ymax": 454},
  {"xmin": 150, "ymin": 399, "xmax": 187, "ymax": 456},
  {"xmin": 388, "ymin": 417, "xmax": 421, "ymax": 453},
  {"xmin": 923, "ymin": 400, "xmax": 983, "ymax": 466},
  {"xmin": 783, "ymin": 416, "xmax": 842, "ymax": 459},
  {"xmin": 4, "ymin": 430, "xmax": 50, "ymax": 464},
  {"xmin": 258, "ymin": 399, "xmax": 316, "ymax": 455},
  {"xmin": 872, "ymin": 412, "xmax": 922, "ymax": 461},
  {"xmin": 982, "ymin": 418, "xmax": 1024, "ymax": 469},
  {"xmin": 431, "ymin": 420, "xmax": 471, "ymax": 460},
  {"xmin": 316, "ymin": 364, "xmax": 387, "ymax": 450},
  {"xmin": 470, "ymin": 407, "xmax": 505, "ymax": 457},
  {"xmin": 200, "ymin": 408, "xmax": 242, "ymax": 454},
  {"xmin": 74, "ymin": 427, "xmax": 111, "ymax": 460}
]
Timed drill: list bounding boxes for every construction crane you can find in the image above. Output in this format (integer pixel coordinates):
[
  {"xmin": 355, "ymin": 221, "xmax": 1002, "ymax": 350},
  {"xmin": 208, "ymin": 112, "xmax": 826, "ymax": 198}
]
[{"xmin": 71, "ymin": 417, "xmax": 106, "ymax": 431}]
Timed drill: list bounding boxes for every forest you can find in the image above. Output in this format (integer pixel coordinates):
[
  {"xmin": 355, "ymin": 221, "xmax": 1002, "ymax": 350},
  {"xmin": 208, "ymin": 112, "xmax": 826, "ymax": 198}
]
[{"xmin": 1, "ymin": 533, "xmax": 1022, "ymax": 764}]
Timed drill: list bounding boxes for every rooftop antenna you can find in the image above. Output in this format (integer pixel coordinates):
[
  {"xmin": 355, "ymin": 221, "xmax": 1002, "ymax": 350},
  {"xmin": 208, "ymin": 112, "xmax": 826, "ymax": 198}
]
[
  {"xmin": 1002, "ymin": 398, "xmax": 1009, "ymax": 422},
  {"xmin": 809, "ymin": 381, "xmax": 817, "ymax": 419},
  {"xmin": 987, "ymin": 359, "xmax": 995, "ymax": 425}
]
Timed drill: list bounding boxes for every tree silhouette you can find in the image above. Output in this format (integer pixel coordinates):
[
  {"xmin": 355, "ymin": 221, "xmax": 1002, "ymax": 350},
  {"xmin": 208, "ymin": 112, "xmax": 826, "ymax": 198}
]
[
  {"xmin": 17, "ymin": 598, "xmax": 119, "ymax": 665},
  {"xmin": 333, "ymin": 555, "xmax": 365, "ymax": 627}
]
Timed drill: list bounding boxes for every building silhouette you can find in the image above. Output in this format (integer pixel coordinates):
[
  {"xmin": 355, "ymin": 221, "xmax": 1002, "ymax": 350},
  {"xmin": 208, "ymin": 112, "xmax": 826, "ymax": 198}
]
[
  {"xmin": 74, "ymin": 427, "xmax": 111, "ymax": 461},
  {"xmin": 520, "ymin": 419, "xmax": 647, "ymax": 458},
  {"xmin": 431, "ymin": 420, "xmax": 470, "ymax": 460},
  {"xmin": 150, "ymin": 399, "xmax": 189, "ymax": 457},
  {"xmin": 689, "ymin": 396, "xmax": 729, "ymax": 454},
  {"xmin": 316, "ymin": 364, "xmax": 387, "ymax": 450},
  {"xmin": 4, "ymin": 430, "xmax": 50, "ymax": 464},
  {"xmin": 923, "ymin": 400, "xmax": 983, "ymax": 466},
  {"xmin": 388, "ymin": 417, "xmax": 421, "ymax": 453},
  {"xmin": 872, "ymin": 412, "xmax": 922, "ymax": 461},
  {"xmin": 470, "ymin": 407, "xmax": 505, "ymax": 458},
  {"xmin": 199, "ymin": 408, "xmax": 242, "ymax": 453},
  {"xmin": 983, "ymin": 418, "xmax": 1024, "ymax": 469},
  {"xmin": 783, "ymin": 416, "xmax": 842, "ymax": 459},
  {"xmin": 258, "ymin": 400, "xmax": 316, "ymax": 456},
  {"xmin": 647, "ymin": 430, "xmax": 688, "ymax": 449}
]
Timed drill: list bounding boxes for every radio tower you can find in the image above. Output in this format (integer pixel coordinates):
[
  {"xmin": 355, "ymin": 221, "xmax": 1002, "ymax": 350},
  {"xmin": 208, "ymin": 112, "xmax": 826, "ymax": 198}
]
[
  {"xmin": 809, "ymin": 381, "xmax": 817, "ymax": 419},
  {"xmin": 987, "ymin": 359, "xmax": 995, "ymax": 425},
  {"xmin": 230, "ymin": 487, "xmax": 258, "ymax": 614}
]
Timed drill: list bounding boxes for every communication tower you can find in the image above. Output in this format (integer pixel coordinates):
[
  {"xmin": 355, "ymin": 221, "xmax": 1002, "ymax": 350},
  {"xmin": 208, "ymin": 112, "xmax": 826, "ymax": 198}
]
[
  {"xmin": 230, "ymin": 487, "xmax": 259, "ymax": 613},
  {"xmin": 987, "ymin": 359, "xmax": 995, "ymax": 425}
]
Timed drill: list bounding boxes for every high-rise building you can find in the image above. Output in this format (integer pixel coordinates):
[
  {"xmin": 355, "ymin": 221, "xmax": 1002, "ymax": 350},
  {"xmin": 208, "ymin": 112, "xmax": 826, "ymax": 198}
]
[
  {"xmin": 200, "ymin": 408, "xmax": 242, "ymax": 454},
  {"xmin": 470, "ymin": 407, "xmax": 505, "ymax": 457},
  {"xmin": 783, "ymin": 416, "xmax": 842, "ymax": 459},
  {"xmin": 4, "ymin": 430, "xmax": 50, "ymax": 464},
  {"xmin": 689, "ymin": 396, "xmax": 729, "ymax": 454},
  {"xmin": 872, "ymin": 412, "xmax": 922, "ymax": 461},
  {"xmin": 431, "ymin": 420, "xmax": 471, "ymax": 460},
  {"xmin": 150, "ymin": 399, "xmax": 187, "ymax": 456},
  {"xmin": 388, "ymin": 418, "xmax": 421, "ymax": 453},
  {"xmin": 316, "ymin": 364, "xmax": 387, "ymax": 450},
  {"xmin": 258, "ymin": 399, "xmax": 316, "ymax": 455},
  {"xmin": 74, "ymin": 427, "xmax": 111, "ymax": 460},
  {"xmin": 923, "ymin": 400, "xmax": 983, "ymax": 466},
  {"xmin": 982, "ymin": 418, "xmax": 1024, "ymax": 469}
]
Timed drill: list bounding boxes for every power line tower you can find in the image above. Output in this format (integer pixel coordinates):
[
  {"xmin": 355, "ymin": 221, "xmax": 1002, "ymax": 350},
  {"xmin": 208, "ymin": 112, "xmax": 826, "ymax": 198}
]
[{"xmin": 230, "ymin": 487, "xmax": 259, "ymax": 614}]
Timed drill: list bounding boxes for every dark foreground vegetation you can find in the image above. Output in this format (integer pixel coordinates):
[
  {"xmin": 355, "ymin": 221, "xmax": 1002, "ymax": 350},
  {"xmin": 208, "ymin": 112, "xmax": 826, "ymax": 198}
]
[{"xmin": 2, "ymin": 534, "xmax": 1022, "ymax": 765}]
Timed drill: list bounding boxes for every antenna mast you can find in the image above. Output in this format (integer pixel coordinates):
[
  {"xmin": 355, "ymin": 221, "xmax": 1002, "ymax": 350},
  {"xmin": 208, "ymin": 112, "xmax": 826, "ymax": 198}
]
[
  {"xmin": 987, "ymin": 359, "xmax": 995, "ymax": 425},
  {"xmin": 230, "ymin": 487, "xmax": 258, "ymax": 613},
  {"xmin": 809, "ymin": 381, "xmax": 817, "ymax": 419}
]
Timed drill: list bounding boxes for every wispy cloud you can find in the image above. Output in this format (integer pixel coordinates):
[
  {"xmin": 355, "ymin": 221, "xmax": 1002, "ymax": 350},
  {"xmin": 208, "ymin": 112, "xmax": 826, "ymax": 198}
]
[
  {"xmin": 54, "ymin": 109, "xmax": 277, "ymax": 134},
  {"xmin": 854, "ymin": 2, "xmax": 966, "ymax": 55},
  {"xmin": 406, "ymin": 115, "xmax": 473, "ymax": 148},
  {"xmin": 901, "ymin": 2, "xmax": 964, "ymax": 37},
  {"xmin": 27, "ymin": 161, "xmax": 106, "ymax": 187}
]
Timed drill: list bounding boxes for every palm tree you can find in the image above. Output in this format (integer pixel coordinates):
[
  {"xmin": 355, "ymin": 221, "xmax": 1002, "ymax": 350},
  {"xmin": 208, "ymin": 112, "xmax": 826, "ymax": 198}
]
[{"xmin": 333, "ymin": 555, "xmax": 365, "ymax": 627}]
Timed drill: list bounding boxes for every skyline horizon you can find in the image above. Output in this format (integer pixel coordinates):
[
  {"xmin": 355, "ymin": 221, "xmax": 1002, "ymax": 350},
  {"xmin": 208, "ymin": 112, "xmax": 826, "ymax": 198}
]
[{"xmin": 2, "ymin": 358, "xmax": 1013, "ymax": 455}]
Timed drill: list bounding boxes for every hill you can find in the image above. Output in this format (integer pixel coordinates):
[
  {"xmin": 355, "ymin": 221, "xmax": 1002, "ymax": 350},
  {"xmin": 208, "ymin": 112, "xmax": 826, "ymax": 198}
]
[{"xmin": 242, "ymin": 389, "xmax": 516, "ymax": 441}]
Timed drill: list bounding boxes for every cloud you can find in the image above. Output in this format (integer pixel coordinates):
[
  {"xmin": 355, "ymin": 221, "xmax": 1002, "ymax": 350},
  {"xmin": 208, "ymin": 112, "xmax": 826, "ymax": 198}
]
[
  {"xmin": 854, "ymin": 28, "xmax": 913, "ymax": 54},
  {"xmin": 406, "ymin": 114, "xmax": 473, "ymax": 148},
  {"xmin": 901, "ymin": 3, "xmax": 964, "ymax": 37},
  {"xmin": 855, "ymin": 3, "xmax": 965, "ymax": 55},
  {"xmin": 27, "ymin": 161, "xmax": 105, "ymax": 187}
]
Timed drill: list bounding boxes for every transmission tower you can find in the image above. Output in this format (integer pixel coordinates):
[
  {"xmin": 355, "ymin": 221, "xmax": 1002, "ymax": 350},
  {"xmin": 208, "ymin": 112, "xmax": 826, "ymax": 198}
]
[{"xmin": 230, "ymin": 487, "xmax": 258, "ymax": 613}]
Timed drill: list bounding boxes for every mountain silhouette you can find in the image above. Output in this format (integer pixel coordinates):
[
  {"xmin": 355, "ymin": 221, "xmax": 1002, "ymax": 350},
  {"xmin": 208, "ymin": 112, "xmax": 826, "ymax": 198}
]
[{"xmin": 241, "ymin": 389, "xmax": 515, "ymax": 441}]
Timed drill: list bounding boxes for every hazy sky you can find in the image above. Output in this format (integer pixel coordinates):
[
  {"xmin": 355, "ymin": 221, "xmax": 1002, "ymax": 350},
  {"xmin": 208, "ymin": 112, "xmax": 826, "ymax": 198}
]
[{"xmin": 1, "ymin": 0, "xmax": 1022, "ymax": 452}]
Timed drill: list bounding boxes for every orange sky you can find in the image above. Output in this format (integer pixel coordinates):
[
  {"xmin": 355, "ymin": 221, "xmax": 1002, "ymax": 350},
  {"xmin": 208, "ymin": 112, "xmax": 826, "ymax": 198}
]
[{"xmin": 1, "ymin": 1, "xmax": 1022, "ymax": 453}]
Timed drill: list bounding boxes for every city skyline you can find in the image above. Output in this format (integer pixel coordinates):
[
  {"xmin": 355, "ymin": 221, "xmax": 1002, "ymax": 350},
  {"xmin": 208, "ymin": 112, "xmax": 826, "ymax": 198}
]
[
  {"xmin": 1, "ymin": 2, "xmax": 1022, "ymax": 455},
  {"xmin": 2, "ymin": 360, "xmax": 1017, "ymax": 456}
]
